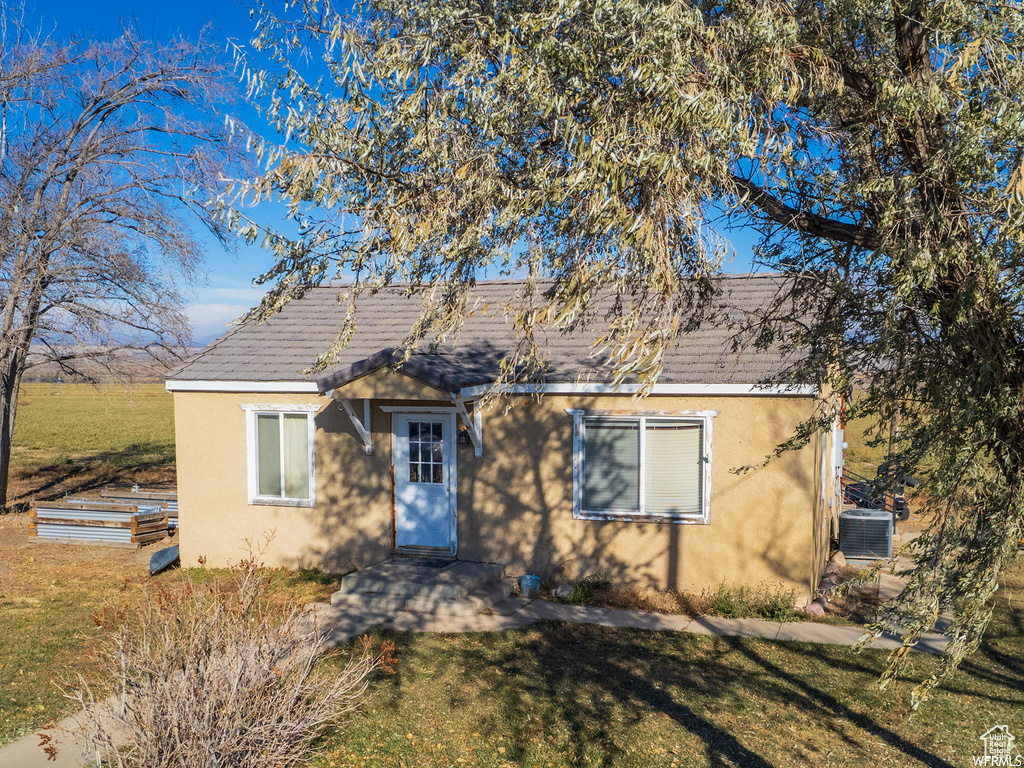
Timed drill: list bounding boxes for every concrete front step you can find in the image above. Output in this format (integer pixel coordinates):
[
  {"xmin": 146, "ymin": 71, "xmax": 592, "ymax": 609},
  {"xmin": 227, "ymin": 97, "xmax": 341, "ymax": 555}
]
[
  {"xmin": 338, "ymin": 560, "xmax": 504, "ymax": 601},
  {"xmin": 333, "ymin": 559, "xmax": 508, "ymax": 616},
  {"xmin": 404, "ymin": 579, "xmax": 514, "ymax": 616},
  {"xmin": 330, "ymin": 591, "xmax": 410, "ymax": 613}
]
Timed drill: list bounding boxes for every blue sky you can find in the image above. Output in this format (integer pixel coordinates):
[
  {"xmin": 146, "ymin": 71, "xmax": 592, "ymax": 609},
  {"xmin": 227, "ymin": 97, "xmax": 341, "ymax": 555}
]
[
  {"xmin": 34, "ymin": 0, "xmax": 759, "ymax": 344},
  {"xmin": 31, "ymin": 0, "xmax": 283, "ymax": 342}
]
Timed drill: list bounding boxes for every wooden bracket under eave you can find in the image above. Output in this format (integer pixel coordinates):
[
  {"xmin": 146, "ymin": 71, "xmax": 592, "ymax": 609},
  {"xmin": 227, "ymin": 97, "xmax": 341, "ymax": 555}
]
[
  {"xmin": 454, "ymin": 398, "xmax": 483, "ymax": 458},
  {"xmin": 339, "ymin": 398, "xmax": 372, "ymax": 455}
]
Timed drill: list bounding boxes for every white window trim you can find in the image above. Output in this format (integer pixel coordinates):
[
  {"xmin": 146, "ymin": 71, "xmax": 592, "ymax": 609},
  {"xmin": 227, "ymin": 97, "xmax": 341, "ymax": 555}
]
[
  {"xmin": 241, "ymin": 404, "xmax": 317, "ymax": 508},
  {"xmin": 569, "ymin": 409, "xmax": 713, "ymax": 524}
]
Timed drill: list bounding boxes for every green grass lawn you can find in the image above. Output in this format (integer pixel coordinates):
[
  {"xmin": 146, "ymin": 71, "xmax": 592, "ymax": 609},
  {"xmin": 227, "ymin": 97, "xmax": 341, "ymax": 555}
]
[
  {"xmin": 842, "ymin": 411, "xmax": 889, "ymax": 479},
  {"xmin": 0, "ymin": 587, "xmax": 108, "ymax": 744},
  {"xmin": 0, "ymin": 382, "xmax": 177, "ymax": 741},
  {"xmin": 13, "ymin": 382, "xmax": 174, "ymax": 457},
  {"xmin": 315, "ymin": 564, "xmax": 1023, "ymax": 767},
  {"xmin": 7, "ymin": 383, "xmax": 175, "ymax": 507}
]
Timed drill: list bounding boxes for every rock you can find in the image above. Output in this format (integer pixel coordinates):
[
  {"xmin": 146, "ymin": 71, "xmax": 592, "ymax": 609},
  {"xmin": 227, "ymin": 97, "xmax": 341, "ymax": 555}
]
[
  {"xmin": 830, "ymin": 550, "xmax": 847, "ymax": 567},
  {"xmin": 824, "ymin": 562, "xmax": 842, "ymax": 578},
  {"xmin": 802, "ymin": 602, "xmax": 826, "ymax": 617},
  {"xmin": 554, "ymin": 584, "xmax": 574, "ymax": 600}
]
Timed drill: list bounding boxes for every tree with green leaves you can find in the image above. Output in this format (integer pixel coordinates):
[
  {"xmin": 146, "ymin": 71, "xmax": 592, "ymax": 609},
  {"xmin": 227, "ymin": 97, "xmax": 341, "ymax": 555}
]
[{"xmin": 227, "ymin": 0, "xmax": 1024, "ymax": 703}]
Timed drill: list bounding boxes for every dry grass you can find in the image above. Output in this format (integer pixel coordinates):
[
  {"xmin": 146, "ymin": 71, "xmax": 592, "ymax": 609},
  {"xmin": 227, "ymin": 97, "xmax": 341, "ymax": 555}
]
[
  {"xmin": 0, "ymin": 514, "xmax": 350, "ymax": 746},
  {"xmin": 592, "ymin": 584, "xmax": 697, "ymax": 615},
  {"xmin": 571, "ymin": 580, "xmax": 821, "ymax": 623}
]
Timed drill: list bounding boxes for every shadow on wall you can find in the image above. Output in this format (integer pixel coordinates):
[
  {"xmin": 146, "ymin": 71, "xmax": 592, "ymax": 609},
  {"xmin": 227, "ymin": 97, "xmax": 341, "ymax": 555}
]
[
  {"xmin": 296, "ymin": 372, "xmax": 820, "ymax": 595},
  {"xmin": 293, "ymin": 401, "xmax": 400, "ymax": 575},
  {"xmin": 452, "ymin": 397, "xmax": 815, "ymax": 593}
]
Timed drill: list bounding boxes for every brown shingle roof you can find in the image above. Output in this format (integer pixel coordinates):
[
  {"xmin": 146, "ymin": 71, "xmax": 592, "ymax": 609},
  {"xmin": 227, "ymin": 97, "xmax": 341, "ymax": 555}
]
[{"xmin": 168, "ymin": 275, "xmax": 800, "ymax": 393}]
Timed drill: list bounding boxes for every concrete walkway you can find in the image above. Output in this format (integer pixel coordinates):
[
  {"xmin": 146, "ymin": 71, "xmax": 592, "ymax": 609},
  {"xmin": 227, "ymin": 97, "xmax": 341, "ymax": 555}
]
[
  {"xmin": 0, "ymin": 597, "xmax": 950, "ymax": 768},
  {"xmin": 316, "ymin": 595, "xmax": 952, "ymax": 654}
]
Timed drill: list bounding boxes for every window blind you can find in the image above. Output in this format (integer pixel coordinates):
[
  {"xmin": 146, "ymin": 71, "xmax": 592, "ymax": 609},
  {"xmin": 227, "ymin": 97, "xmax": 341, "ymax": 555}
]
[
  {"xmin": 644, "ymin": 421, "xmax": 702, "ymax": 516},
  {"xmin": 583, "ymin": 419, "xmax": 640, "ymax": 512},
  {"xmin": 282, "ymin": 413, "xmax": 310, "ymax": 499},
  {"xmin": 256, "ymin": 414, "xmax": 282, "ymax": 496}
]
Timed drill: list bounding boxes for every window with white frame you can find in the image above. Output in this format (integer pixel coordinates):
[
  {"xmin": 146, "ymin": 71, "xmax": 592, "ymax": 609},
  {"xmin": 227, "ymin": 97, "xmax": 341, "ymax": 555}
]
[
  {"xmin": 572, "ymin": 413, "xmax": 711, "ymax": 523},
  {"xmin": 242, "ymin": 405, "xmax": 317, "ymax": 506}
]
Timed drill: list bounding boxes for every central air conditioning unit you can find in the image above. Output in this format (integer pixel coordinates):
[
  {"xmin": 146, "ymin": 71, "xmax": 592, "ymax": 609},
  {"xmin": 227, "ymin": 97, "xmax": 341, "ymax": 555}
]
[{"xmin": 839, "ymin": 508, "xmax": 893, "ymax": 561}]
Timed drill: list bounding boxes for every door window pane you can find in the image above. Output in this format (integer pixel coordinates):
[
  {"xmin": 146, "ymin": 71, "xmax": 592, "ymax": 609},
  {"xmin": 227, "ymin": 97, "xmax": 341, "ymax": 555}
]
[{"xmin": 409, "ymin": 420, "xmax": 444, "ymax": 484}]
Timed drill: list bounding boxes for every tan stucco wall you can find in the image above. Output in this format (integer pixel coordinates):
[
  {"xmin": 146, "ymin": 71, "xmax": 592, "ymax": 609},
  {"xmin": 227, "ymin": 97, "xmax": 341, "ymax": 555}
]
[
  {"xmin": 455, "ymin": 394, "xmax": 825, "ymax": 598},
  {"xmin": 172, "ymin": 389, "xmax": 398, "ymax": 573},
  {"xmin": 172, "ymin": 372, "xmax": 828, "ymax": 598}
]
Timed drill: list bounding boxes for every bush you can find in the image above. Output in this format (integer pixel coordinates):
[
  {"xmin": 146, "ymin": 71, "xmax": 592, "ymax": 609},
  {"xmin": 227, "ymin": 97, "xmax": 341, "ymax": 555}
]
[
  {"xmin": 563, "ymin": 573, "xmax": 611, "ymax": 605},
  {"xmin": 555, "ymin": 576, "xmax": 802, "ymax": 621},
  {"xmin": 698, "ymin": 582, "xmax": 798, "ymax": 621},
  {"xmin": 63, "ymin": 553, "xmax": 395, "ymax": 768}
]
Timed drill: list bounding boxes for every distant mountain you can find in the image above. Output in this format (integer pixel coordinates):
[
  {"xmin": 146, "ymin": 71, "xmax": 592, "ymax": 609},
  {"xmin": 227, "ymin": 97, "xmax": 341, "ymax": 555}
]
[{"xmin": 22, "ymin": 346, "xmax": 206, "ymax": 383}]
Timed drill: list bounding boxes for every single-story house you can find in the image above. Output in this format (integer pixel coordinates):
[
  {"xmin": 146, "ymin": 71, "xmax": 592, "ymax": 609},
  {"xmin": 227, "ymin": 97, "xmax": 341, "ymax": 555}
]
[{"xmin": 166, "ymin": 275, "xmax": 844, "ymax": 599}]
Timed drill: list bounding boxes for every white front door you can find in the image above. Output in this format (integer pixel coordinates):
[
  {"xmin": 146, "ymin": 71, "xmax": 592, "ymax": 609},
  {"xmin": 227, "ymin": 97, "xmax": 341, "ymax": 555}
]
[{"xmin": 393, "ymin": 413, "xmax": 457, "ymax": 553}]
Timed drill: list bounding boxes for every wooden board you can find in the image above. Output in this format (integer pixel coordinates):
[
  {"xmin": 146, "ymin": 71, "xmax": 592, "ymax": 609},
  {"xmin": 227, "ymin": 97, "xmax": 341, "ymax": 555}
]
[
  {"xmin": 100, "ymin": 488, "xmax": 177, "ymax": 501},
  {"xmin": 131, "ymin": 520, "xmax": 169, "ymax": 536},
  {"xmin": 131, "ymin": 530, "xmax": 169, "ymax": 544},
  {"xmin": 29, "ymin": 538, "xmax": 140, "ymax": 550},
  {"xmin": 31, "ymin": 502, "xmax": 140, "ymax": 515},
  {"xmin": 32, "ymin": 517, "xmax": 134, "ymax": 529},
  {"xmin": 131, "ymin": 511, "xmax": 168, "ymax": 525}
]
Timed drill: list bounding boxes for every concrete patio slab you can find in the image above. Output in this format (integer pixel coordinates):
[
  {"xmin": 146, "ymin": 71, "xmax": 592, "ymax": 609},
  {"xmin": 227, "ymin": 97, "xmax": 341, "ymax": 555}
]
[
  {"xmin": 862, "ymin": 632, "xmax": 950, "ymax": 655},
  {"xmin": 0, "ymin": 722, "xmax": 86, "ymax": 768},
  {"xmin": 488, "ymin": 596, "xmax": 532, "ymax": 616},
  {"xmin": 309, "ymin": 602, "xmax": 397, "ymax": 649},
  {"xmin": 776, "ymin": 622, "xmax": 868, "ymax": 645},
  {"xmin": 337, "ymin": 560, "xmax": 503, "ymax": 601},
  {"xmin": 387, "ymin": 612, "xmax": 535, "ymax": 634}
]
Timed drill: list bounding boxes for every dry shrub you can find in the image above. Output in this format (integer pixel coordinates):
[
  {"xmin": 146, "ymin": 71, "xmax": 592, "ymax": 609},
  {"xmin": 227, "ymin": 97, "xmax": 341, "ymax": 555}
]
[
  {"xmin": 594, "ymin": 584, "xmax": 699, "ymax": 615},
  {"xmin": 588, "ymin": 580, "xmax": 799, "ymax": 620},
  {"xmin": 696, "ymin": 582, "xmax": 798, "ymax": 621},
  {"xmin": 823, "ymin": 565, "xmax": 884, "ymax": 622},
  {"xmin": 64, "ymin": 553, "xmax": 395, "ymax": 768}
]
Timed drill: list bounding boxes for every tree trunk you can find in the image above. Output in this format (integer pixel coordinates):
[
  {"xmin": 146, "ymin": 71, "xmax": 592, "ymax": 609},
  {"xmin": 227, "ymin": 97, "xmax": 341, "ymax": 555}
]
[{"xmin": 0, "ymin": 353, "xmax": 24, "ymax": 514}]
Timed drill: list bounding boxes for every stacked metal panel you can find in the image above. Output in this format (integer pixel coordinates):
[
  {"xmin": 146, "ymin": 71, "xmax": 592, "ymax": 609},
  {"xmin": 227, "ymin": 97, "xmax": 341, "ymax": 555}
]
[
  {"xmin": 30, "ymin": 501, "xmax": 169, "ymax": 547},
  {"xmin": 100, "ymin": 488, "xmax": 178, "ymax": 530}
]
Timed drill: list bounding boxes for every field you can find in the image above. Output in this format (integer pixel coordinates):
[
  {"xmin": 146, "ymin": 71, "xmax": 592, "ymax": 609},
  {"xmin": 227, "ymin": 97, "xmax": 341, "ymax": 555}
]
[
  {"xmin": 6, "ymin": 382, "xmax": 176, "ymax": 509},
  {"xmin": 1, "ymin": 382, "xmax": 179, "ymax": 744}
]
